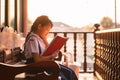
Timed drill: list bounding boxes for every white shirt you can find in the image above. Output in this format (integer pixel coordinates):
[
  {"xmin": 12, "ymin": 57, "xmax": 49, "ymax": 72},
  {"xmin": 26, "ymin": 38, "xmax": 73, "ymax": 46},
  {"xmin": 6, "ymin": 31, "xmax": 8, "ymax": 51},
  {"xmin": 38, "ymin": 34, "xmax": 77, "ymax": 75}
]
[{"xmin": 24, "ymin": 32, "xmax": 46, "ymax": 59}]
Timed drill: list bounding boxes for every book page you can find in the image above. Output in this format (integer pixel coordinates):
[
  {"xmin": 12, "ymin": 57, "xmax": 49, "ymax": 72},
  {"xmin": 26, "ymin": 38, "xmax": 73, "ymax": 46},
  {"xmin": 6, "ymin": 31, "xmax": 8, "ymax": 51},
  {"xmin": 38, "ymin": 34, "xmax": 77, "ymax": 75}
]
[{"xmin": 42, "ymin": 36, "xmax": 68, "ymax": 56}]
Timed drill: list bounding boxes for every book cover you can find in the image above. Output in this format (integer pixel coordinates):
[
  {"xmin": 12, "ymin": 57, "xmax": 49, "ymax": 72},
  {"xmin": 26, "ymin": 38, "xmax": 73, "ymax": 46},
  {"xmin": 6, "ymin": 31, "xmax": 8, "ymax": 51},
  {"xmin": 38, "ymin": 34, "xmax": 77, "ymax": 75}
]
[{"xmin": 42, "ymin": 35, "xmax": 68, "ymax": 56}]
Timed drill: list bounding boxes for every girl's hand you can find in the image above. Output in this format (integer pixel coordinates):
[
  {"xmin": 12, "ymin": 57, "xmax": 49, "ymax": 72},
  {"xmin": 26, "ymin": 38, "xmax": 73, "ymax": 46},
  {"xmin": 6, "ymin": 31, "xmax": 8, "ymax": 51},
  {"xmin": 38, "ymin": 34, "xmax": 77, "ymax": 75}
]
[{"xmin": 50, "ymin": 50, "xmax": 59, "ymax": 60}]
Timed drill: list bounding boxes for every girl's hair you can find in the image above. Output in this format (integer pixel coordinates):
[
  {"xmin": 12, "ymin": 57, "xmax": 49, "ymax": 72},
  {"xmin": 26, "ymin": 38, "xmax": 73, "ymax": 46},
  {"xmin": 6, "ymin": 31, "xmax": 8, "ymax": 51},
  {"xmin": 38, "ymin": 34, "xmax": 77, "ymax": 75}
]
[{"xmin": 31, "ymin": 15, "xmax": 53, "ymax": 32}]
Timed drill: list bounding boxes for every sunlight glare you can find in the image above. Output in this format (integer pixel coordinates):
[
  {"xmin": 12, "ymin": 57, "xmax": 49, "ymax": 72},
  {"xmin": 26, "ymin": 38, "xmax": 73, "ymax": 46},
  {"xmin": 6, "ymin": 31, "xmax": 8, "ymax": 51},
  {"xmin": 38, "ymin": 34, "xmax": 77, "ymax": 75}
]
[{"xmin": 28, "ymin": 0, "xmax": 115, "ymax": 27}]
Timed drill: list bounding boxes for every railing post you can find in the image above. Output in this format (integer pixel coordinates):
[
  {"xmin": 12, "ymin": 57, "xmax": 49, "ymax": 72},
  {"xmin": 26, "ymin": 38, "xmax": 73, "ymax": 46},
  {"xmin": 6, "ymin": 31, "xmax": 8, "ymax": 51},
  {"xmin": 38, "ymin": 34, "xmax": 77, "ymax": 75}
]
[
  {"xmin": 83, "ymin": 33, "xmax": 87, "ymax": 72},
  {"xmin": 53, "ymin": 32, "xmax": 57, "ymax": 37},
  {"xmin": 64, "ymin": 33, "xmax": 67, "ymax": 52},
  {"xmin": 74, "ymin": 33, "xmax": 77, "ymax": 61},
  {"xmin": 93, "ymin": 23, "xmax": 100, "ymax": 75}
]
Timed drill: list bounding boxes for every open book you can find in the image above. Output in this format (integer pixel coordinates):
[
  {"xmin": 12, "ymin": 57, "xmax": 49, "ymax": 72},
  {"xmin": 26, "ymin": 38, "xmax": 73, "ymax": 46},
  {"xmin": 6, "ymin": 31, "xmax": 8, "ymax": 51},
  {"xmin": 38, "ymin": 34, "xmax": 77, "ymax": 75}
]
[{"xmin": 42, "ymin": 35, "xmax": 69, "ymax": 56}]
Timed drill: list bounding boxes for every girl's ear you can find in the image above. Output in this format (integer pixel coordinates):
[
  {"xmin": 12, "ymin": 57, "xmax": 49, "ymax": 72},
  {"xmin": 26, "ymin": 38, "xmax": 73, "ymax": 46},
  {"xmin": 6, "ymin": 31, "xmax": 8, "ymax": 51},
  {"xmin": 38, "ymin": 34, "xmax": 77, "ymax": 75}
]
[{"xmin": 38, "ymin": 24, "xmax": 41, "ymax": 30}]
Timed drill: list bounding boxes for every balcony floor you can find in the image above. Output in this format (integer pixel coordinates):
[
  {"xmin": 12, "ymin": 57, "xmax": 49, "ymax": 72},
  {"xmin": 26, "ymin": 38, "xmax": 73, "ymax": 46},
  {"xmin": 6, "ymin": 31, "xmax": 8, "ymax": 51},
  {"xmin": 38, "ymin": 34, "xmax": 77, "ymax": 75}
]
[
  {"xmin": 79, "ymin": 73, "xmax": 98, "ymax": 80},
  {"xmin": 15, "ymin": 73, "xmax": 98, "ymax": 80}
]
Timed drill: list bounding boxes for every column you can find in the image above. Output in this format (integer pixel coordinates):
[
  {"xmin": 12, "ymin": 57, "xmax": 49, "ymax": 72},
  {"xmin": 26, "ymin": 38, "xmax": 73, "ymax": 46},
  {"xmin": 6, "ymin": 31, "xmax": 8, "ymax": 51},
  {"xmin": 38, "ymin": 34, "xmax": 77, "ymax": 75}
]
[
  {"xmin": 20, "ymin": 0, "xmax": 28, "ymax": 37},
  {"xmin": 14, "ymin": 0, "xmax": 19, "ymax": 32},
  {"xmin": 0, "ymin": 0, "xmax": 1, "ymax": 28},
  {"xmin": 5, "ymin": 0, "xmax": 10, "ymax": 27}
]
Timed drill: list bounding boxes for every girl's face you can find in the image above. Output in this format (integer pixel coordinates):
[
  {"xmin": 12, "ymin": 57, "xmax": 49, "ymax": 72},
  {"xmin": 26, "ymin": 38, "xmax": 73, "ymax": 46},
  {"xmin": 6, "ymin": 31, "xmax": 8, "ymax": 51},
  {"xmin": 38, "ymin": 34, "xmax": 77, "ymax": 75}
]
[{"xmin": 38, "ymin": 24, "xmax": 52, "ymax": 39}]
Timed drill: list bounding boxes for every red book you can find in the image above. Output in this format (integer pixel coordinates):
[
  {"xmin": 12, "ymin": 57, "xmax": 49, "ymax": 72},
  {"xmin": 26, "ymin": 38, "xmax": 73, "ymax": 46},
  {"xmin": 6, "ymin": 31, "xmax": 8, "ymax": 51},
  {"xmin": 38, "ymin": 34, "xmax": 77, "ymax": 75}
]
[{"xmin": 42, "ymin": 36, "xmax": 68, "ymax": 56}]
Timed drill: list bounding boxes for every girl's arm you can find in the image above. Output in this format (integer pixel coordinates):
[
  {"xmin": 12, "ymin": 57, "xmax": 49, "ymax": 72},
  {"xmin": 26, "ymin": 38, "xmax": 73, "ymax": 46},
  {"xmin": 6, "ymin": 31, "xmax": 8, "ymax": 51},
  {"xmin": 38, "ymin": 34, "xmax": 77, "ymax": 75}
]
[{"xmin": 32, "ymin": 50, "xmax": 59, "ymax": 62}]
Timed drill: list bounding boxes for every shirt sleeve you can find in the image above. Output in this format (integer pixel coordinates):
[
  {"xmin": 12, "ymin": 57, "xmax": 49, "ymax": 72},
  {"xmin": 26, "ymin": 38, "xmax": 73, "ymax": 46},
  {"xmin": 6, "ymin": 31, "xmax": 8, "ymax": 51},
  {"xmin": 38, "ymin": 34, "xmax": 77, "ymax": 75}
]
[{"xmin": 28, "ymin": 36, "xmax": 39, "ymax": 54}]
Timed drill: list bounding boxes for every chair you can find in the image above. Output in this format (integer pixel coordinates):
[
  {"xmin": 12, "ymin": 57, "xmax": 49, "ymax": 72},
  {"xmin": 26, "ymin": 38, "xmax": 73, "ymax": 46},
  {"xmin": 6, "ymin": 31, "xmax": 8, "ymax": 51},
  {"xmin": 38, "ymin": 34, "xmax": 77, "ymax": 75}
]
[
  {"xmin": 0, "ymin": 48, "xmax": 60, "ymax": 80},
  {"xmin": 0, "ymin": 61, "xmax": 60, "ymax": 80}
]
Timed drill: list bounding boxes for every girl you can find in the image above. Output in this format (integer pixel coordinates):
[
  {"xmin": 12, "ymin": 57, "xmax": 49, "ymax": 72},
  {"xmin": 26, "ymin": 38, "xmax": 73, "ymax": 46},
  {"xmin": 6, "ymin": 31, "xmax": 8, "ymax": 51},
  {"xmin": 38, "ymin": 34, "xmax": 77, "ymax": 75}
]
[{"xmin": 24, "ymin": 15, "xmax": 78, "ymax": 80}]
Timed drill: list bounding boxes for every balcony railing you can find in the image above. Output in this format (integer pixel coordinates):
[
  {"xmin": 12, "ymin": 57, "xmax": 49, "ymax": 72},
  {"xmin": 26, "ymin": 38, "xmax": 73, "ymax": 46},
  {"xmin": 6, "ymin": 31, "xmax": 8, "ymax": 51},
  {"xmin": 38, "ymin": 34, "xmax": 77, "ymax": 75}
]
[
  {"xmin": 49, "ymin": 31, "xmax": 95, "ymax": 73},
  {"xmin": 94, "ymin": 28, "xmax": 120, "ymax": 80}
]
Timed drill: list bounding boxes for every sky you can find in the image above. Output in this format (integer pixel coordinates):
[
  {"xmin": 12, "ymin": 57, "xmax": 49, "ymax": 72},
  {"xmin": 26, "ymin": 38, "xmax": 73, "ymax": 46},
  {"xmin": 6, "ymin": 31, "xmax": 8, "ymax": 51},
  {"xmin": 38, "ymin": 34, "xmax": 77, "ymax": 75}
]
[
  {"xmin": 28, "ymin": 0, "xmax": 120, "ymax": 27},
  {"xmin": 1, "ymin": 0, "xmax": 120, "ymax": 28}
]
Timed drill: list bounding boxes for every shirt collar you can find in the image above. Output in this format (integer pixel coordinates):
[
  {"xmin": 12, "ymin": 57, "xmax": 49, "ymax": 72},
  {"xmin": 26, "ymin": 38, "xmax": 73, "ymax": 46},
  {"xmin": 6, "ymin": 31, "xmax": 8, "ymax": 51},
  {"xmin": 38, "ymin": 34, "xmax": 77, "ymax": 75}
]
[{"xmin": 30, "ymin": 32, "xmax": 43, "ymax": 41}]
